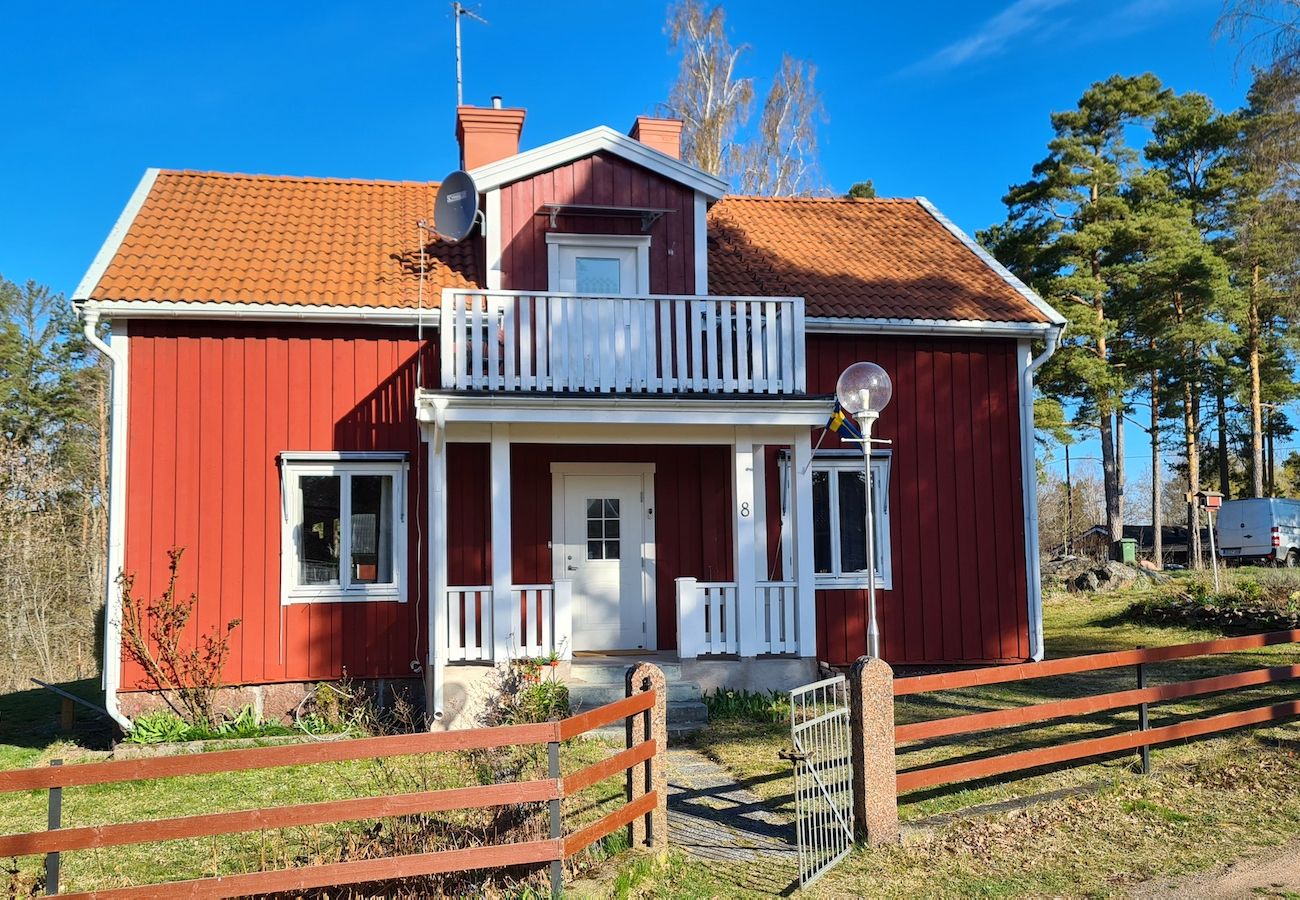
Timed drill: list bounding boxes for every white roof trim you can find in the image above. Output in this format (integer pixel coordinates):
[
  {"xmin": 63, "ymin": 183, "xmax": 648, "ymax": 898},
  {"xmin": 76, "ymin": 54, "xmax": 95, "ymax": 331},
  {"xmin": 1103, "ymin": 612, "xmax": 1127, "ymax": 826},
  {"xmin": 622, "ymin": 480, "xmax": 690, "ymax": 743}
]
[
  {"xmin": 914, "ymin": 196, "xmax": 1067, "ymax": 327},
  {"xmin": 806, "ymin": 315, "xmax": 1054, "ymax": 338},
  {"xmin": 73, "ymin": 168, "xmax": 161, "ymax": 302},
  {"xmin": 469, "ymin": 126, "xmax": 728, "ymax": 200},
  {"xmin": 77, "ymin": 299, "xmax": 441, "ymax": 326}
]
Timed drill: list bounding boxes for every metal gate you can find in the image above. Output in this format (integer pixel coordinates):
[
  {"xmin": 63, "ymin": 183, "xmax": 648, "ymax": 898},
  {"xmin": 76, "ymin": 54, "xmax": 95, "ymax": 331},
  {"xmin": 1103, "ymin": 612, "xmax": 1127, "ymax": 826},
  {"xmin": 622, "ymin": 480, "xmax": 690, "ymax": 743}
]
[{"xmin": 788, "ymin": 674, "xmax": 855, "ymax": 887}]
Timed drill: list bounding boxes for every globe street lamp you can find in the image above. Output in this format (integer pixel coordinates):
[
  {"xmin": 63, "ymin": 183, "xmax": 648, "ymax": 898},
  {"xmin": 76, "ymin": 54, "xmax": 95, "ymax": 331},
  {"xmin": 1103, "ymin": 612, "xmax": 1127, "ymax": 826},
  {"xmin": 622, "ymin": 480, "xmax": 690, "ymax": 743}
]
[{"xmin": 835, "ymin": 362, "xmax": 893, "ymax": 659}]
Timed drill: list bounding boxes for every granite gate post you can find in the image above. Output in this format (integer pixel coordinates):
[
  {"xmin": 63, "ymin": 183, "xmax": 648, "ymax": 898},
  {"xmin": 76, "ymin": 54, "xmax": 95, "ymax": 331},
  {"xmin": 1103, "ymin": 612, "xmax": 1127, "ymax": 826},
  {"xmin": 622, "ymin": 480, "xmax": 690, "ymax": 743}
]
[
  {"xmin": 849, "ymin": 656, "xmax": 900, "ymax": 845},
  {"xmin": 625, "ymin": 662, "xmax": 668, "ymax": 851}
]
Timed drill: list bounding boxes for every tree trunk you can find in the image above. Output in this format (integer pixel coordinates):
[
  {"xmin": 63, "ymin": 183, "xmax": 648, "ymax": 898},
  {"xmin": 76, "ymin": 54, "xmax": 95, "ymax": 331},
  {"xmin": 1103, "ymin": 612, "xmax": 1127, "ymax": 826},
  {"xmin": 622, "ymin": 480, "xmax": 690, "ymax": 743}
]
[
  {"xmin": 1151, "ymin": 371, "xmax": 1163, "ymax": 570},
  {"xmin": 1216, "ymin": 384, "xmax": 1230, "ymax": 498},
  {"xmin": 1184, "ymin": 378, "xmax": 1202, "ymax": 569},
  {"xmin": 1100, "ymin": 412, "xmax": 1122, "ymax": 543},
  {"xmin": 1116, "ymin": 403, "xmax": 1126, "ymax": 524},
  {"xmin": 1248, "ymin": 263, "xmax": 1265, "ymax": 498}
]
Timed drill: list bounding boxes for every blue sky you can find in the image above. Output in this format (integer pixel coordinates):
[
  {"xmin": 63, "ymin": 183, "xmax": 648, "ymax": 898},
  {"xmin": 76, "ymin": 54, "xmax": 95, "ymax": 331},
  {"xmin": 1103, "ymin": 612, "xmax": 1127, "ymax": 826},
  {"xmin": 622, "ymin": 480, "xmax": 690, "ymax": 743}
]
[{"xmin": 1, "ymin": 0, "xmax": 1276, "ymax": 485}]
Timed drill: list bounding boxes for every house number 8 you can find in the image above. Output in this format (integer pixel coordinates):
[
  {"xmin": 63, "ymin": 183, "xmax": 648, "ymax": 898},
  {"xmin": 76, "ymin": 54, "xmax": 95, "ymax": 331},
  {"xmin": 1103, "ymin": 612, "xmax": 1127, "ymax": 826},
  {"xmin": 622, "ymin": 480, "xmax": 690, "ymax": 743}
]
[{"xmin": 740, "ymin": 501, "xmax": 750, "ymax": 517}]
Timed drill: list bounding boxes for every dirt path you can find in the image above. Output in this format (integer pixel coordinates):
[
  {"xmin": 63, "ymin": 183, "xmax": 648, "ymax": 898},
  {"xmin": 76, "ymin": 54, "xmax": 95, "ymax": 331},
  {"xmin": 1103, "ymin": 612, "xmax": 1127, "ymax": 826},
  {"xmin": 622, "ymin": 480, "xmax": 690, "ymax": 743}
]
[{"xmin": 1132, "ymin": 839, "xmax": 1300, "ymax": 898}]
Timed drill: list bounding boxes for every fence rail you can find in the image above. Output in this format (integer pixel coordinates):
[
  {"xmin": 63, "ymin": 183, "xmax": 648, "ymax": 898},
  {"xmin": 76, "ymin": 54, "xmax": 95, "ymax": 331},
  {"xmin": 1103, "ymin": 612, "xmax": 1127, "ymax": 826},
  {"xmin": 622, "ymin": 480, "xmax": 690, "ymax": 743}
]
[
  {"xmin": 892, "ymin": 628, "xmax": 1300, "ymax": 794},
  {"xmin": 0, "ymin": 670, "xmax": 668, "ymax": 898},
  {"xmin": 439, "ymin": 289, "xmax": 806, "ymax": 395}
]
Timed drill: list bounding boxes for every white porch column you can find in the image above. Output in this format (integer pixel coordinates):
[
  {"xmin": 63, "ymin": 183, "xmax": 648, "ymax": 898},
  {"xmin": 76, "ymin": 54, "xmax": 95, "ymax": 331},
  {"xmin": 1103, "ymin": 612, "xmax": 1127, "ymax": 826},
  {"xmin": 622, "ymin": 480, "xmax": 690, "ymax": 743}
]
[
  {"xmin": 792, "ymin": 428, "xmax": 817, "ymax": 658},
  {"xmin": 734, "ymin": 428, "xmax": 759, "ymax": 657},
  {"xmin": 753, "ymin": 442, "xmax": 769, "ymax": 581},
  {"xmin": 490, "ymin": 423, "xmax": 513, "ymax": 662},
  {"xmin": 424, "ymin": 422, "xmax": 448, "ymax": 723}
]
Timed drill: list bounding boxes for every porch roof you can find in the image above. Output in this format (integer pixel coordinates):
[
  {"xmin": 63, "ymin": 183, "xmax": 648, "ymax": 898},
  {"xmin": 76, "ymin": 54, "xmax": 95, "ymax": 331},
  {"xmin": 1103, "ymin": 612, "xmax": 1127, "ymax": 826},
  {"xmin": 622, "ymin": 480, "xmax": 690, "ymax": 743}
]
[{"xmin": 415, "ymin": 391, "xmax": 832, "ymax": 429}]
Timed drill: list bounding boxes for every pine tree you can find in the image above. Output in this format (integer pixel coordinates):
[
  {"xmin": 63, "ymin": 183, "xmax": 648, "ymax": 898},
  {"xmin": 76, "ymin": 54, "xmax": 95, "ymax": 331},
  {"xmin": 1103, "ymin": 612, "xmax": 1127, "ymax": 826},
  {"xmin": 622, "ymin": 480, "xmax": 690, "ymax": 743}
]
[
  {"xmin": 988, "ymin": 74, "xmax": 1171, "ymax": 543},
  {"xmin": 1225, "ymin": 65, "xmax": 1300, "ymax": 497}
]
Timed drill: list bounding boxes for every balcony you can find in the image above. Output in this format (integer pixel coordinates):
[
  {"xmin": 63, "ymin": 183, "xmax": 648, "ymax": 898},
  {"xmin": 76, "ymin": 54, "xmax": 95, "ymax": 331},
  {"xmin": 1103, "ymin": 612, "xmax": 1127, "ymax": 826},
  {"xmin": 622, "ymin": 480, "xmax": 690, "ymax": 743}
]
[{"xmin": 438, "ymin": 289, "xmax": 806, "ymax": 396}]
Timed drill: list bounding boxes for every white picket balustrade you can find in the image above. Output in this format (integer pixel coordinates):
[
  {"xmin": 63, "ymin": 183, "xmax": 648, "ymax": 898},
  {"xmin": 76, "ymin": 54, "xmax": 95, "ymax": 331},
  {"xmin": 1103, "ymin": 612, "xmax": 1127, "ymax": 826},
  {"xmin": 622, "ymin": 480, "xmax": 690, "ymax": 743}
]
[
  {"xmin": 755, "ymin": 582, "xmax": 799, "ymax": 655},
  {"xmin": 445, "ymin": 581, "xmax": 572, "ymax": 662},
  {"xmin": 677, "ymin": 577, "xmax": 802, "ymax": 658},
  {"xmin": 445, "ymin": 586, "xmax": 492, "ymax": 662},
  {"xmin": 439, "ymin": 289, "xmax": 806, "ymax": 395}
]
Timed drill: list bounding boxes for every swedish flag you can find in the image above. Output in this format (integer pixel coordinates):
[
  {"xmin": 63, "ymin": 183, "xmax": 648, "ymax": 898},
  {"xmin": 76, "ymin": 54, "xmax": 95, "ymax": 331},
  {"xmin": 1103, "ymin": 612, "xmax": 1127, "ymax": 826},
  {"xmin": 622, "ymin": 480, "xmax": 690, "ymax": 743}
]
[{"xmin": 827, "ymin": 402, "xmax": 864, "ymax": 442}]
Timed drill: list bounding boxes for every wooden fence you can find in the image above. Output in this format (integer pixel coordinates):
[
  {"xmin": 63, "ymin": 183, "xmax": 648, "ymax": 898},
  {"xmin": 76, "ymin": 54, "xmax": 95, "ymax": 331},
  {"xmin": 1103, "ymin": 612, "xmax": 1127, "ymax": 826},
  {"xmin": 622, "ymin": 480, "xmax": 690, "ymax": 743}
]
[
  {"xmin": 0, "ymin": 664, "xmax": 669, "ymax": 899},
  {"xmin": 848, "ymin": 630, "xmax": 1300, "ymax": 843}
]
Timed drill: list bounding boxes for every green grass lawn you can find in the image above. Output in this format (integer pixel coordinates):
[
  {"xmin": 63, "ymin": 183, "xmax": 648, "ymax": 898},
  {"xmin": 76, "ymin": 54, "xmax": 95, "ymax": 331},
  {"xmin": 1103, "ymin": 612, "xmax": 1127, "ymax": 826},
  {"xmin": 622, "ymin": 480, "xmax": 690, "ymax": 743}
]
[{"xmin": 626, "ymin": 586, "xmax": 1300, "ymax": 898}]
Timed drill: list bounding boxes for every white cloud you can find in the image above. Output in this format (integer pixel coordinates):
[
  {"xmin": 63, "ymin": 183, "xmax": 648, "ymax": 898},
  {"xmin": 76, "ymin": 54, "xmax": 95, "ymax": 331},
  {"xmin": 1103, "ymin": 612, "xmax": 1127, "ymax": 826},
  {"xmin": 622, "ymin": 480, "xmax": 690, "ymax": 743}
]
[{"xmin": 899, "ymin": 0, "xmax": 1075, "ymax": 77}]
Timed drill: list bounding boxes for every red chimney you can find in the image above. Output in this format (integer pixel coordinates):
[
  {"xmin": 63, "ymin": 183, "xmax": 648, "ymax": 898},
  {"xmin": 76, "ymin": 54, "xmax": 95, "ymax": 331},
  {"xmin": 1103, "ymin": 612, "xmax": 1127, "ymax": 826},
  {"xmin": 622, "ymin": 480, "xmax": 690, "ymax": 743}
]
[
  {"xmin": 456, "ymin": 102, "xmax": 526, "ymax": 170},
  {"xmin": 629, "ymin": 116, "xmax": 684, "ymax": 160}
]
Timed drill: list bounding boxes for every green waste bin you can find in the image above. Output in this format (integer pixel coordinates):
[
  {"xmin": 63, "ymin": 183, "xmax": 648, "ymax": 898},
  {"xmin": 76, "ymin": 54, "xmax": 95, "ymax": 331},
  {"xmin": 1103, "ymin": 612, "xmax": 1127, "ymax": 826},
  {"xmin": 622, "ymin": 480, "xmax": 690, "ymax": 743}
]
[{"xmin": 1114, "ymin": 538, "xmax": 1137, "ymax": 564}]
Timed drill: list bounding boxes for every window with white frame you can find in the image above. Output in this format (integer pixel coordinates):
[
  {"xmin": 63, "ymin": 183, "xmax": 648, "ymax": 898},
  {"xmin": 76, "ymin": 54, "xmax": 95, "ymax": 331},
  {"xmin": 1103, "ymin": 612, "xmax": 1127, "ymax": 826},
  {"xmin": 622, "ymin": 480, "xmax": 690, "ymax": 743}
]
[
  {"xmin": 280, "ymin": 453, "xmax": 407, "ymax": 603},
  {"xmin": 809, "ymin": 453, "xmax": 892, "ymax": 588}
]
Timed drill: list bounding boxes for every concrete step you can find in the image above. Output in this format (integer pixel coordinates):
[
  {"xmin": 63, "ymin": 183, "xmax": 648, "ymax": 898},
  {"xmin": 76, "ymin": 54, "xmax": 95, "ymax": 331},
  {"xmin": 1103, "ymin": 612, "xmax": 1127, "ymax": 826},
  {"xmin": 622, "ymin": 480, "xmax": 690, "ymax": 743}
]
[
  {"xmin": 568, "ymin": 661, "xmax": 683, "ymax": 684},
  {"xmin": 567, "ymin": 680, "xmax": 701, "ymax": 707},
  {"xmin": 584, "ymin": 699, "xmax": 710, "ymax": 739}
]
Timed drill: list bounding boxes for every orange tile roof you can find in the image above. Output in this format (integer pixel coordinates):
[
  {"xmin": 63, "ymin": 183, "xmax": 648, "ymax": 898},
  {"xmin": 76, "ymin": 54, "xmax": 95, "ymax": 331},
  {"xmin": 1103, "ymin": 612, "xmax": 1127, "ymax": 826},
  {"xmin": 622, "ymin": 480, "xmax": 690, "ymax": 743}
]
[
  {"xmin": 88, "ymin": 170, "xmax": 480, "ymax": 306},
  {"xmin": 706, "ymin": 196, "xmax": 1050, "ymax": 323},
  {"xmin": 85, "ymin": 171, "xmax": 1047, "ymax": 324}
]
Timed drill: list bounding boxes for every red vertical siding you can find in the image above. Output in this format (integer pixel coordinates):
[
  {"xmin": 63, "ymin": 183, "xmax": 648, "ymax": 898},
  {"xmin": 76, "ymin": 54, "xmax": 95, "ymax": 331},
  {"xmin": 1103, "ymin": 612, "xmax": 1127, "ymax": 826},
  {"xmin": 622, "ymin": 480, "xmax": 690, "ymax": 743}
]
[
  {"xmin": 497, "ymin": 152, "xmax": 697, "ymax": 294},
  {"xmin": 122, "ymin": 322, "xmax": 430, "ymax": 689},
  {"xmin": 803, "ymin": 334, "xmax": 1029, "ymax": 666}
]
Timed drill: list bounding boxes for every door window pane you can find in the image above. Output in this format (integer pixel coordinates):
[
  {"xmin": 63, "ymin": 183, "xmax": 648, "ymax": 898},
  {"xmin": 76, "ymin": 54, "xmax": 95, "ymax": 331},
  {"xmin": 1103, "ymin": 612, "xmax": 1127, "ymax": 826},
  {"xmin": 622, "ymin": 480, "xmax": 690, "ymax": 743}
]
[
  {"xmin": 585, "ymin": 497, "xmax": 622, "ymax": 560},
  {"xmin": 300, "ymin": 475, "xmax": 341, "ymax": 585},
  {"xmin": 812, "ymin": 471, "xmax": 832, "ymax": 574},
  {"xmin": 575, "ymin": 257, "xmax": 621, "ymax": 294},
  {"xmin": 838, "ymin": 471, "xmax": 868, "ymax": 573},
  {"xmin": 351, "ymin": 474, "xmax": 393, "ymax": 585}
]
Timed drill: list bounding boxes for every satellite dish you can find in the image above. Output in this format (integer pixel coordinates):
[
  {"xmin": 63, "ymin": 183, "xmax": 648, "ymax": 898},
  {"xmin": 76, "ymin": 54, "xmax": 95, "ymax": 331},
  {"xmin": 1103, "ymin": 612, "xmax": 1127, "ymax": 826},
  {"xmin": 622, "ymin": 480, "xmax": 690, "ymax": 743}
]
[{"xmin": 433, "ymin": 170, "xmax": 481, "ymax": 242}]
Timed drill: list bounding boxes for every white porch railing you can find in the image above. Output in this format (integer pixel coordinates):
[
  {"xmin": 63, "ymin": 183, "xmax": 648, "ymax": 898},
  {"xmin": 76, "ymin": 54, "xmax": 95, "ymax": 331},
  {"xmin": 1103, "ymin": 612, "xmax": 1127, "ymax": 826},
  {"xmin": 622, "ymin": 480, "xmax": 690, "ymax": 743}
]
[
  {"xmin": 676, "ymin": 577, "xmax": 804, "ymax": 658},
  {"xmin": 439, "ymin": 289, "xmax": 806, "ymax": 395},
  {"xmin": 444, "ymin": 581, "xmax": 572, "ymax": 662},
  {"xmin": 756, "ymin": 581, "xmax": 800, "ymax": 655},
  {"xmin": 445, "ymin": 585, "xmax": 492, "ymax": 662}
]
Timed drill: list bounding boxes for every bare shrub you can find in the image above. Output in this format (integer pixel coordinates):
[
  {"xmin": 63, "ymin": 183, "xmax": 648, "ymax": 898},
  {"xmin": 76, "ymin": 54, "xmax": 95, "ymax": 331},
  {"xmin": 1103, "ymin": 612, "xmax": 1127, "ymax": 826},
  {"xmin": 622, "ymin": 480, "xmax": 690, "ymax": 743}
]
[{"xmin": 118, "ymin": 547, "xmax": 240, "ymax": 728}]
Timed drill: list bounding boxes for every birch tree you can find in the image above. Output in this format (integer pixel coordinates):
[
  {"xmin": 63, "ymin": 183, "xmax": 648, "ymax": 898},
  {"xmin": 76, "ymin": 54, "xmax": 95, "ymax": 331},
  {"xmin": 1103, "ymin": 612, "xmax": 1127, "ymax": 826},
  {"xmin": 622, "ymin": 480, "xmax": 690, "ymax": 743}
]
[
  {"xmin": 735, "ymin": 54, "xmax": 825, "ymax": 196},
  {"xmin": 664, "ymin": 0, "xmax": 753, "ymax": 177}
]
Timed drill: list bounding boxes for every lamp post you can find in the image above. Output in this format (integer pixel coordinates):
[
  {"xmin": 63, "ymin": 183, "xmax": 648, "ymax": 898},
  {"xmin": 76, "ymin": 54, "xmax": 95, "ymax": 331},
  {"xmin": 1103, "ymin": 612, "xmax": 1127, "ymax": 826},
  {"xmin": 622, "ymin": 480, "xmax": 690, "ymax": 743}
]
[{"xmin": 835, "ymin": 361, "xmax": 893, "ymax": 659}]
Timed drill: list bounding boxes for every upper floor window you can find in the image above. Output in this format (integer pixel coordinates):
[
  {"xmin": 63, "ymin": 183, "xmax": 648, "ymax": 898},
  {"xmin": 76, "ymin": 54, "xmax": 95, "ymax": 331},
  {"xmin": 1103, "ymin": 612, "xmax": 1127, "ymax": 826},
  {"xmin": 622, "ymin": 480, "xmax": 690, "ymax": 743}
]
[
  {"xmin": 279, "ymin": 453, "xmax": 407, "ymax": 604},
  {"xmin": 546, "ymin": 233, "xmax": 650, "ymax": 295}
]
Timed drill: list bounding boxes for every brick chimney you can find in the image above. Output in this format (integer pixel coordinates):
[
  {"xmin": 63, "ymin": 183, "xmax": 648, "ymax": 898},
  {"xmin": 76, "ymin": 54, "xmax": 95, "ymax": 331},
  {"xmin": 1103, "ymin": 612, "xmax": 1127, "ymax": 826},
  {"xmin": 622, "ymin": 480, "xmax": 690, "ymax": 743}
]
[
  {"xmin": 456, "ymin": 100, "xmax": 526, "ymax": 170},
  {"xmin": 629, "ymin": 116, "xmax": 683, "ymax": 159}
]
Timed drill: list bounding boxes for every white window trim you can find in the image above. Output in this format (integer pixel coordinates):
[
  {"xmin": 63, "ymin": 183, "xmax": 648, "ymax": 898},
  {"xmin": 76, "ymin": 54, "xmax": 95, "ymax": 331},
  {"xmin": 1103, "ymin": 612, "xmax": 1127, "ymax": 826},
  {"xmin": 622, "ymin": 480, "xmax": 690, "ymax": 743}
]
[
  {"xmin": 782, "ymin": 450, "xmax": 893, "ymax": 590},
  {"xmin": 279, "ymin": 454, "xmax": 408, "ymax": 604},
  {"xmin": 545, "ymin": 232, "xmax": 652, "ymax": 295}
]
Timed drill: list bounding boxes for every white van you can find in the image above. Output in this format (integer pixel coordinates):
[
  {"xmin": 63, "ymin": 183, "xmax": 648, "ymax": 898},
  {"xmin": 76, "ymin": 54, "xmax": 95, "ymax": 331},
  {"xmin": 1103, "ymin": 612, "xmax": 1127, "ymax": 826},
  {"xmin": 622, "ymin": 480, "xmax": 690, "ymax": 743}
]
[{"xmin": 1217, "ymin": 498, "xmax": 1300, "ymax": 567}]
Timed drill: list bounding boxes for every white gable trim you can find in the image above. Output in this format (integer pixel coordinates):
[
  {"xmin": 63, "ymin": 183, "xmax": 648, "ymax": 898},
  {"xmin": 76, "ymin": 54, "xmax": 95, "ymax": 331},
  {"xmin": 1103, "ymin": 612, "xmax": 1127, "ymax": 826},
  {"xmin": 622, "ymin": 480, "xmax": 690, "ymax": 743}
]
[
  {"xmin": 469, "ymin": 126, "xmax": 728, "ymax": 200},
  {"xmin": 73, "ymin": 168, "xmax": 161, "ymax": 302},
  {"xmin": 914, "ymin": 196, "xmax": 1067, "ymax": 327}
]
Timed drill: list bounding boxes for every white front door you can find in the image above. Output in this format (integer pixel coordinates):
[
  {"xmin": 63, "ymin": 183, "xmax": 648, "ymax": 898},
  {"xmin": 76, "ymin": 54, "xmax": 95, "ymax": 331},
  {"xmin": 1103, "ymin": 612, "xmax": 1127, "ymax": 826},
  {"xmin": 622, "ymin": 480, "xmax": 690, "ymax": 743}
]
[{"xmin": 559, "ymin": 474, "xmax": 647, "ymax": 650}]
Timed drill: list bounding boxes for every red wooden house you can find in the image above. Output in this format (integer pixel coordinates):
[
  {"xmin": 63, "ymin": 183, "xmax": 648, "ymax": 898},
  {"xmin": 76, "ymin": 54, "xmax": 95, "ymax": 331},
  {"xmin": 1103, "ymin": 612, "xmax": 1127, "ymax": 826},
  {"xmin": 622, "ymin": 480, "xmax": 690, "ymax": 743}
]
[{"xmin": 74, "ymin": 106, "xmax": 1065, "ymax": 728}]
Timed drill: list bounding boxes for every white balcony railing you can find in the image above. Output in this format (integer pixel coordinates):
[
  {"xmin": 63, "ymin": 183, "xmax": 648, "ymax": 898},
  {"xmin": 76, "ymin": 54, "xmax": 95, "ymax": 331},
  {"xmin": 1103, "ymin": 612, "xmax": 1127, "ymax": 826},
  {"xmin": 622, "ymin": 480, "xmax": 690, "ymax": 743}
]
[{"xmin": 439, "ymin": 289, "xmax": 806, "ymax": 395}]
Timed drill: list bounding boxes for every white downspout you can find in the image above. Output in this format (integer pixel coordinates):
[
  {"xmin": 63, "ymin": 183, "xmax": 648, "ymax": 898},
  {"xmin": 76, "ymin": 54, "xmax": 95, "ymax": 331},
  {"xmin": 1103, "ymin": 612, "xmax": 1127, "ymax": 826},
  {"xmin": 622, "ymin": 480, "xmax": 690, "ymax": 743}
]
[
  {"xmin": 82, "ymin": 308, "xmax": 133, "ymax": 731},
  {"xmin": 1021, "ymin": 324, "xmax": 1064, "ymax": 661}
]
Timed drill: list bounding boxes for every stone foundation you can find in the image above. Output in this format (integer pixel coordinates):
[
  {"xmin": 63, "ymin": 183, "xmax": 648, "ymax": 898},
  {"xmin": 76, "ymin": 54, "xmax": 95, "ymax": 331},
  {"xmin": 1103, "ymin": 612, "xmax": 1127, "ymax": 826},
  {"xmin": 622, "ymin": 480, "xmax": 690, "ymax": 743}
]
[{"xmin": 116, "ymin": 677, "xmax": 425, "ymax": 724}]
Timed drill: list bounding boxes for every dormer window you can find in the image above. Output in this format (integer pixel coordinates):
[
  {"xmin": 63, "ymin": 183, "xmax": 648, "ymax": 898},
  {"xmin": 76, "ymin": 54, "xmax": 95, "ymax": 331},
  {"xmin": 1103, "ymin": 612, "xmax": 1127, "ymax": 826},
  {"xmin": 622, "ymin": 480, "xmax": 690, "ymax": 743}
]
[{"xmin": 546, "ymin": 233, "xmax": 651, "ymax": 296}]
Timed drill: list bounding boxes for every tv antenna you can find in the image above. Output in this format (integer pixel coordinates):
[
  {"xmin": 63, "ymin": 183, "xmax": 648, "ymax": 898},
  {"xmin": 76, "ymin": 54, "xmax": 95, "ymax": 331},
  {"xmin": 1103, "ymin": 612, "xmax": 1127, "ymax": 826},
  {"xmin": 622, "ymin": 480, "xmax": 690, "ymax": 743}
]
[{"xmin": 452, "ymin": 2, "xmax": 488, "ymax": 106}]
